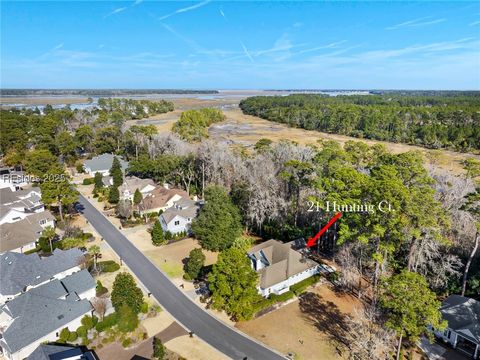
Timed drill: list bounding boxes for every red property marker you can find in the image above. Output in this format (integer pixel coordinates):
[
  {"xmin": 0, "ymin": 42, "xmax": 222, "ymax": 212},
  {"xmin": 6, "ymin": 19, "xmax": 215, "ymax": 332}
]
[{"xmin": 306, "ymin": 212, "xmax": 342, "ymax": 248}]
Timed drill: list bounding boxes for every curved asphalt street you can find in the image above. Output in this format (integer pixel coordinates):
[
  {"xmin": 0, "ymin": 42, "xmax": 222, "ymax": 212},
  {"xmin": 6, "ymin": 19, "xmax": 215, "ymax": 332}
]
[{"xmin": 76, "ymin": 195, "xmax": 286, "ymax": 360}]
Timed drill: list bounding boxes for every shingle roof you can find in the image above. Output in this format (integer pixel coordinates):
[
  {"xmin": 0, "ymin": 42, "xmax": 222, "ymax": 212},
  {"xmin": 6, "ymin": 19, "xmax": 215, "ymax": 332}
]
[
  {"xmin": 0, "ymin": 187, "xmax": 42, "ymax": 206},
  {"xmin": 27, "ymin": 344, "xmax": 82, "ymax": 360},
  {"xmin": 84, "ymin": 153, "xmax": 128, "ymax": 173},
  {"xmin": 160, "ymin": 198, "xmax": 200, "ymax": 224},
  {"xmin": 61, "ymin": 269, "xmax": 96, "ymax": 296},
  {"xmin": 248, "ymin": 240, "xmax": 319, "ymax": 288},
  {"xmin": 0, "ymin": 273, "xmax": 94, "ymax": 354},
  {"xmin": 140, "ymin": 187, "xmax": 189, "ymax": 212},
  {"xmin": 0, "ymin": 211, "xmax": 56, "ymax": 252},
  {"xmin": 119, "ymin": 176, "xmax": 155, "ymax": 194},
  {"xmin": 441, "ymin": 295, "xmax": 480, "ymax": 344},
  {"xmin": 0, "ymin": 248, "xmax": 84, "ymax": 297}
]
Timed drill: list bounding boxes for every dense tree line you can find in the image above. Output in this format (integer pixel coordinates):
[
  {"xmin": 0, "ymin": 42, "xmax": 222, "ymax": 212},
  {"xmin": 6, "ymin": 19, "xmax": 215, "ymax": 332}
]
[{"xmin": 239, "ymin": 94, "xmax": 480, "ymax": 151}]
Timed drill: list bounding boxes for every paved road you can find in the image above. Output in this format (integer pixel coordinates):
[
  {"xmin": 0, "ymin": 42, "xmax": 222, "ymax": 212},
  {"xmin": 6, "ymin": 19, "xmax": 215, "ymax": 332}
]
[{"xmin": 76, "ymin": 195, "xmax": 286, "ymax": 360}]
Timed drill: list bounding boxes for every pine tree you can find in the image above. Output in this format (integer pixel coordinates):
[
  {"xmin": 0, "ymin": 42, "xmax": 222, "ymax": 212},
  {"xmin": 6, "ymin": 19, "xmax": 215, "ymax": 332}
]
[
  {"xmin": 191, "ymin": 186, "xmax": 242, "ymax": 251},
  {"xmin": 94, "ymin": 172, "xmax": 103, "ymax": 191},
  {"xmin": 110, "ymin": 156, "xmax": 123, "ymax": 187},
  {"xmin": 111, "ymin": 272, "xmax": 144, "ymax": 314},
  {"xmin": 151, "ymin": 220, "xmax": 165, "ymax": 245},
  {"xmin": 209, "ymin": 247, "xmax": 261, "ymax": 320},
  {"xmin": 108, "ymin": 186, "xmax": 120, "ymax": 204},
  {"xmin": 133, "ymin": 188, "xmax": 143, "ymax": 212}
]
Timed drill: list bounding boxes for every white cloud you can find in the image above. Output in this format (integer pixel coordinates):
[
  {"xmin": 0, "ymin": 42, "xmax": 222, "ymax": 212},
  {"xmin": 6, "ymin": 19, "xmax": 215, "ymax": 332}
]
[
  {"xmin": 159, "ymin": 0, "xmax": 211, "ymax": 21},
  {"xmin": 104, "ymin": 7, "xmax": 127, "ymax": 18},
  {"xmin": 387, "ymin": 17, "xmax": 446, "ymax": 30}
]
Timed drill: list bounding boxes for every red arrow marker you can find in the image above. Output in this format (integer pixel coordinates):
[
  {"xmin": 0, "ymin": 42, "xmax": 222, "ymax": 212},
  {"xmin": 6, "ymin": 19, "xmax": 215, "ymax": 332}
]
[{"xmin": 306, "ymin": 212, "xmax": 342, "ymax": 248}]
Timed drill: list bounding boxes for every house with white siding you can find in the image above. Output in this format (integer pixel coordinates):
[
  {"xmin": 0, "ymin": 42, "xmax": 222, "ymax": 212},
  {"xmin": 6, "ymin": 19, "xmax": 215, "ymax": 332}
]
[
  {"xmin": 159, "ymin": 197, "xmax": 200, "ymax": 234},
  {"xmin": 432, "ymin": 295, "xmax": 480, "ymax": 359},
  {"xmin": 0, "ymin": 249, "xmax": 84, "ymax": 305},
  {"xmin": 247, "ymin": 239, "xmax": 320, "ymax": 297},
  {"xmin": 0, "ymin": 269, "xmax": 95, "ymax": 360},
  {"xmin": 83, "ymin": 153, "xmax": 128, "ymax": 177}
]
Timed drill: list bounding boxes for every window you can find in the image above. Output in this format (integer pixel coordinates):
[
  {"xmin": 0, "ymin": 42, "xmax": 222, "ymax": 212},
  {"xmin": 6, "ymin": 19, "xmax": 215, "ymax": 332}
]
[
  {"xmin": 174, "ymin": 220, "xmax": 180, "ymax": 226},
  {"xmin": 39, "ymin": 219, "xmax": 47, "ymax": 225}
]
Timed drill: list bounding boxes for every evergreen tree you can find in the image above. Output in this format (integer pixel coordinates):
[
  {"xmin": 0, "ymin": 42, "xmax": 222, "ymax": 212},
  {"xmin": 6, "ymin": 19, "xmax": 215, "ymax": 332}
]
[
  {"xmin": 111, "ymin": 272, "xmax": 144, "ymax": 314},
  {"xmin": 151, "ymin": 220, "xmax": 165, "ymax": 245},
  {"xmin": 40, "ymin": 172, "xmax": 79, "ymax": 222},
  {"xmin": 153, "ymin": 337, "xmax": 166, "ymax": 360},
  {"xmin": 94, "ymin": 172, "xmax": 103, "ymax": 191},
  {"xmin": 108, "ymin": 186, "xmax": 120, "ymax": 204},
  {"xmin": 209, "ymin": 247, "xmax": 261, "ymax": 320},
  {"xmin": 110, "ymin": 156, "xmax": 123, "ymax": 187},
  {"xmin": 184, "ymin": 248, "xmax": 206, "ymax": 280},
  {"xmin": 380, "ymin": 271, "xmax": 446, "ymax": 360},
  {"xmin": 133, "ymin": 188, "xmax": 143, "ymax": 211},
  {"xmin": 191, "ymin": 186, "xmax": 242, "ymax": 251}
]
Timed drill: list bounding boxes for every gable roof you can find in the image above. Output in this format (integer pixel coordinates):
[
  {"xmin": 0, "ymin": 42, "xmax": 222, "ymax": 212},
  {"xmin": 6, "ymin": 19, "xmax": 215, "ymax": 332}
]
[
  {"xmin": 118, "ymin": 176, "xmax": 155, "ymax": 194},
  {"xmin": 0, "ymin": 187, "xmax": 42, "ymax": 206},
  {"xmin": 0, "ymin": 211, "xmax": 55, "ymax": 252},
  {"xmin": 140, "ymin": 187, "xmax": 189, "ymax": 212},
  {"xmin": 160, "ymin": 198, "xmax": 200, "ymax": 224},
  {"xmin": 248, "ymin": 239, "xmax": 319, "ymax": 289},
  {"xmin": 0, "ymin": 272, "xmax": 94, "ymax": 354},
  {"xmin": 0, "ymin": 248, "xmax": 84, "ymax": 297},
  {"xmin": 84, "ymin": 153, "xmax": 128, "ymax": 173},
  {"xmin": 441, "ymin": 295, "xmax": 480, "ymax": 344}
]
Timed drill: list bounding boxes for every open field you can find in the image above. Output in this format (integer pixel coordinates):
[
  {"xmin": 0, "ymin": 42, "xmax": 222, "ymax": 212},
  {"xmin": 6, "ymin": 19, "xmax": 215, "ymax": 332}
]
[
  {"xmin": 236, "ymin": 283, "xmax": 362, "ymax": 360},
  {"xmin": 0, "ymin": 96, "xmax": 90, "ymax": 105}
]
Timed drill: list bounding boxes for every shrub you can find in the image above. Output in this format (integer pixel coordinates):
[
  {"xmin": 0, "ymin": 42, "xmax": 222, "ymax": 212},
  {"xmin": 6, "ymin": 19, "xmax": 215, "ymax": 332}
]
[
  {"xmin": 95, "ymin": 313, "xmax": 118, "ymax": 332},
  {"xmin": 76, "ymin": 163, "xmax": 85, "ymax": 173},
  {"xmin": 58, "ymin": 327, "xmax": 71, "ymax": 341},
  {"xmin": 140, "ymin": 302, "xmax": 149, "ymax": 314},
  {"xmin": 82, "ymin": 178, "xmax": 94, "ymax": 185},
  {"xmin": 96, "ymin": 280, "xmax": 108, "ymax": 297},
  {"xmin": 153, "ymin": 337, "xmax": 166, "ymax": 360},
  {"xmin": 111, "ymin": 272, "xmax": 144, "ymax": 314},
  {"xmin": 151, "ymin": 220, "xmax": 165, "ymax": 246},
  {"xmin": 68, "ymin": 331, "xmax": 78, "ymax": 342},
  {"xmin": 81, "ymin": 315, "xmax": 98, "ymax": 330},
  {"xmin": 122, "ymin": 338, "xmax": 133, "ymax": 348},
  {"xmin": 98, "ymin": 260, "xmax": 120, "ymax": 273},
  {"xmin": 269, "ymin": 291, "xmax": 295, "ymax": 303},
  {"xmin": 290, "ymin": 275, "xmax": 321, "ymax": 295},
  {"xmin": 117, "ymin": 305, "xmax": 139, "ymax": 333},
  {"xmin": 76, "ymin": 325, "xmax": 87, "ymax": 338}
]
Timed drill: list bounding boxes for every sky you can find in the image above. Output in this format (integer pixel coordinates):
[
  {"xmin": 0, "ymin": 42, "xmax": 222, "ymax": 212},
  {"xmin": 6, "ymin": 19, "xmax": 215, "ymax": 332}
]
[{"xmin": 1, "ymin": 1, "xmax": 480, "ymax": 89}]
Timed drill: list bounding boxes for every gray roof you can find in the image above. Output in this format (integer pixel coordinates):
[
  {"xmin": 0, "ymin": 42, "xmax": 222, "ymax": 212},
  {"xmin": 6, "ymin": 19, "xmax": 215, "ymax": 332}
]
[
  {"xmin": 441, "ymin": 295, "xmax": 480, "ymax": 344},
  {"xmin": 0, "ymin": 187, "xmax": 42, "ymax": 206},
  {"xmin": 61, "ymin": 269, "xmax": 96, "ymax": 296},
  {"xmin": 248, "ymin": 239, "xmax": 319, "ymax": 289},
  {"xmin": 161, "ymin": 198, "xmax": 200, "ymax": 224},
  {"xmin": 0, "ymin": 273, "xmax": 94, "ymax": 354},
  {"xmin": 84, "ymin": 153, "xmax": 128, "ymax": 173},
  {"xmin": 0, "ymin": 248, "xmax": 84, "ymax": 297},
  {"xmin": 0, "ymin": 211, "xmax": 55, "ymax": 252},
  {"xmin": 28, "ymin": 344, "xmax": 81, "ymax": 360}
]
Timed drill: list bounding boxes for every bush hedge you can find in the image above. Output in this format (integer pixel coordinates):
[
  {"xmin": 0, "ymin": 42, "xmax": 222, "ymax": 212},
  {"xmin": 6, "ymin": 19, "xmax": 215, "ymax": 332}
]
[
  {"xmin": 290, "ymin": 275, "xmax": 321, "ymax": 295},
  {"xmin": 140, "ymin": 302, "xmax": 149, "ymax": 314},
  {"xmin": 95, "ymin": 312, "xmax": 119, "ymax": 332},
  {"xmin": 82, "ymin": 178, "xmax": 95, "ymax": 185},
  {"xmin": 98, "ymin": 260, "xmax": 120, "ymax": 273},
  {"xmin": 252, "ymin": 291, "xmax": 295, "ymax": 314},
  {"xmin": 68, "ymin": 331, "xmax": 78, "ymax": 342},
  {"xmin": 81, "ymin": 315, "xmax": 98, "ymax": 330}
]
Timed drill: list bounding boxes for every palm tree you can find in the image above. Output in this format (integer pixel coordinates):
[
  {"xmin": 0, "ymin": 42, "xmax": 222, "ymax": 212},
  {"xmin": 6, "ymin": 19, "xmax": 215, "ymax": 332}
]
[{"xmin": 89, "ymin": 245, "xmax": 101, "ymax": 273}]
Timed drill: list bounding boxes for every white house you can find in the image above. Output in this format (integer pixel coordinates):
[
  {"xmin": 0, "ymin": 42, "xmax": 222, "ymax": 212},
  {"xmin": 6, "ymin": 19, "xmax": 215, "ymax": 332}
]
[
  {"xmin": 159, "ymin": 197, "xmax": 200, "ymax": 234},
  {"xmin": 0, "ymin": 270, "xmax": 95, "ymax": 360},
  {"xmin": 0, "ymin": 187, "xmax": 45, "ymax": 225},
  {"xmin": 118, "ymin": 176, "xmax": 156, "ymax": 201},
  {"xmin": 140, "ymin": 186, "xmax": 189, "ymax": 216},
  {"xmin": 83, "ymin": 153, "xmax": 128, "ymax": 177},
  {"xmin": 0, "ymin": 211, "xmax": 56, "ymax": 254},
  {"xmin": 0, "ymin": 168, "xmax": 28, "ymax": 191},
  {"xmin": 432, "ymin": 295, "xmax": 480, "ymax": 359},
  {"xmin": 247, "ymin": 239, "xmax": 320, "ymax": 297},
  {"xmin": 0, "ymin": 249, "xmax": 84, "ymax": 305}
]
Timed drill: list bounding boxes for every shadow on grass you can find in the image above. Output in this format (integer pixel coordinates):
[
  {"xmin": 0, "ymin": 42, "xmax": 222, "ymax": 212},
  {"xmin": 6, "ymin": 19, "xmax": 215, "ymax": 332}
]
[{"xmin": 298, "ymin": 292, "xmax": 350, "ymax": 350}]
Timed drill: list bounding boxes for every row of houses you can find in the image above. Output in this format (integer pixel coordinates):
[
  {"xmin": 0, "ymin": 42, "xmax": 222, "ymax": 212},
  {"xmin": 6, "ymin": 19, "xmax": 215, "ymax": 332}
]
[
  {"xmin": 84, "ymin": 153, "xmax": 201, "ymax": 235},
  {"xmin": 0, "ymin": 250, "xmax": 98, "ymax": 360},
  {"xmin": 0, "ymin": 184, "xmax": 56, "ymax": 254}
]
